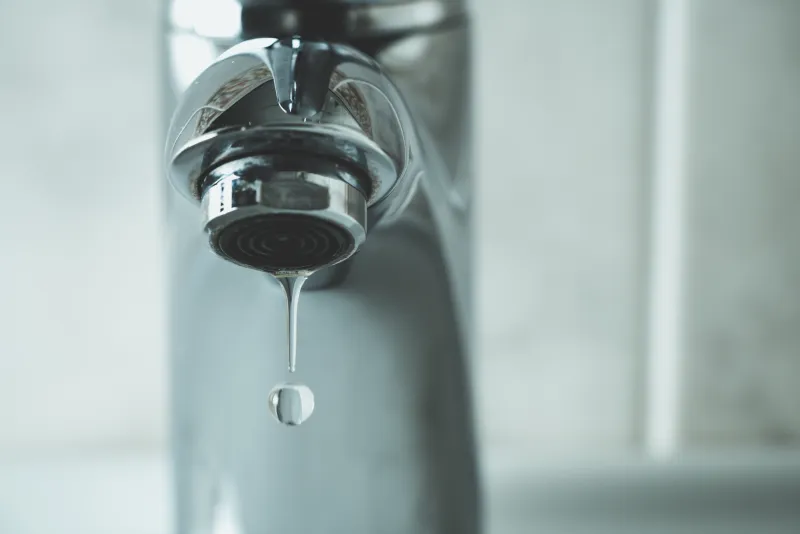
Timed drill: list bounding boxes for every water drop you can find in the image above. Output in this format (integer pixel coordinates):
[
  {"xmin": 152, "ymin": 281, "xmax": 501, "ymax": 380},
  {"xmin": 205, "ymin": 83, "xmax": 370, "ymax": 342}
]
[{"xmin": 269, "ymin": 383, "xmax": 315, "ymax": 426}]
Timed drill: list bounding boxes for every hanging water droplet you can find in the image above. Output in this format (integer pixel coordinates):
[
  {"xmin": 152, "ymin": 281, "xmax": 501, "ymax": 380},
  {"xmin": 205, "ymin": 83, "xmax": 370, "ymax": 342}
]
[{"xmin": 269, "ymin": 383, "xmax": 315, "ymax": 426}]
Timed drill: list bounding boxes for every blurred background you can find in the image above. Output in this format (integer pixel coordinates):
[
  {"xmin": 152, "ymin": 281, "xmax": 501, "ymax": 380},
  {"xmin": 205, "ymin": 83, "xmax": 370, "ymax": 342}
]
[{"xmin": 1, "ymin": 0, "xmax": 800, "ymax": 533}]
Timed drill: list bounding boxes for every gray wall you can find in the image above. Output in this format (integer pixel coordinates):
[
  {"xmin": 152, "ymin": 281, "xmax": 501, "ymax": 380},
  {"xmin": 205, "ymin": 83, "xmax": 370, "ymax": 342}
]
[
  {"xmin": 0, "ymin": 0, "xmax": 165, "ymax": 452},
  {"xmin": 682, "ymin": 0, "xmax": 800, "ymax": 447},
  {"xmin": 476, "ymin": 0, "xmax": 651, "ymax": 458}
]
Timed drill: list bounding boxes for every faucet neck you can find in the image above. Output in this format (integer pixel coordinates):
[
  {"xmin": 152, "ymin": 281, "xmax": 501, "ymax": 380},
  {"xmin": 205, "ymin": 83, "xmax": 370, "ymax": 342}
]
[{"xmin": 168, "ymin": 0, "xmax": 467, "ymax": 42}]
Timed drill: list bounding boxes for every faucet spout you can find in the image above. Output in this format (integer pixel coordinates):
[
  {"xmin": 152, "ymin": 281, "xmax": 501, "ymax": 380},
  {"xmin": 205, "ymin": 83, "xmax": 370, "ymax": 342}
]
[{"xmin": 166, "ymin": 37, "xmax": 417, "ymax": 275}]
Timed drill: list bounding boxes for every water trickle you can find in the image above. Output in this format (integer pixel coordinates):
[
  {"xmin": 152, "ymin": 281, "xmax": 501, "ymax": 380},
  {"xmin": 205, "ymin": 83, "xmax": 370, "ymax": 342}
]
[
  {"xmin": 275, "ymin": 275, "xmax": 307, "ymax": 373},
  {"xmin": 269, "ymin": 383, "xmax": 315, "ymax": 426}
]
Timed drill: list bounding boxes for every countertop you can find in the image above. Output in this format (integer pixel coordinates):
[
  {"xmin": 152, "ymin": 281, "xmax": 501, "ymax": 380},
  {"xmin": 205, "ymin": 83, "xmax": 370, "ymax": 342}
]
[{"xmin": 2, "ymin": 451, "xmax": 800, "ymax": 534}]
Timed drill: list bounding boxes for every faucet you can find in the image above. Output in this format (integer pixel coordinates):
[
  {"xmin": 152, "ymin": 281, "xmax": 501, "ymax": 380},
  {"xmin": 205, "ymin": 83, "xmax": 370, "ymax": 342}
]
[{"xmin": 164, "ymin": 1, "xmax": 478, "ymax": 532}]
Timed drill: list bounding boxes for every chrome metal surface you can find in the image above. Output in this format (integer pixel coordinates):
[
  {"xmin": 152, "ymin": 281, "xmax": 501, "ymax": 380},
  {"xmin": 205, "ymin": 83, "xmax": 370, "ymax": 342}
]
[
  {"xmin": 169, "ymin": 0, "xmax": 466, "ymax": 41},
  {"xmin": 166, "ymin": 37, "xmax": 413, "ymax": 216},
  {"xmin": 164, "ymin": 0, "xmax": 476, "ymax": 532},
  {"xmin": 166, "ymin": 36, "xmax": 428, "ymax": 273},
  {"xmin": 201, "ymin": 170, "xmax": 367, "ymax": 274}
]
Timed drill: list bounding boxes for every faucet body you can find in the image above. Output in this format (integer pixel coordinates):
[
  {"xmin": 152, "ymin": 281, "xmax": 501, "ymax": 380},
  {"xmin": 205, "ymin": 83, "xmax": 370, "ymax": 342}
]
[{"xmin": 164, "ymin": 1, "xmax": 478, "ymax": 532}]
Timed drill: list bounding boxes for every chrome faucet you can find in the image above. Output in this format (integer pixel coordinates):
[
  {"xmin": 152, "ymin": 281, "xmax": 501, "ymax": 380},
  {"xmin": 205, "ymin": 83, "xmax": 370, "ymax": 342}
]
[{"xmin": 164, "ymin": 1, "xmax": 478, "ymax": 532}]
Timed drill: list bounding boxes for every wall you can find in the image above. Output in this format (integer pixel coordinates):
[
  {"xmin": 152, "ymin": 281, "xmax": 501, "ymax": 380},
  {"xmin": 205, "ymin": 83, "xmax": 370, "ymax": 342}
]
[{"xmin": 0, "ymin": 0, "xmax": 165, "ymax": 453}]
